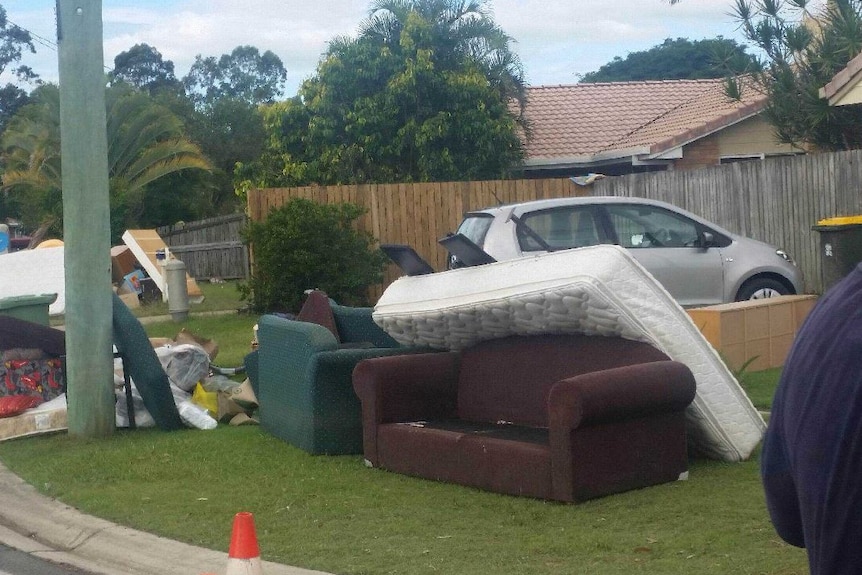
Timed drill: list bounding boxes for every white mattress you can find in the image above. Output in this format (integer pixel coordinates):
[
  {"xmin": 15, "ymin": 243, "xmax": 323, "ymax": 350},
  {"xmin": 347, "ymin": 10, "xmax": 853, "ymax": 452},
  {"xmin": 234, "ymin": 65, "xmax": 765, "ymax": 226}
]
[
  {"xmin": 373, "ymin": 245, "xmax": 766, "ymax": 462},
  {"xmin": 0, "ymin": 247, "xmax": 65, "ymax": 315}
]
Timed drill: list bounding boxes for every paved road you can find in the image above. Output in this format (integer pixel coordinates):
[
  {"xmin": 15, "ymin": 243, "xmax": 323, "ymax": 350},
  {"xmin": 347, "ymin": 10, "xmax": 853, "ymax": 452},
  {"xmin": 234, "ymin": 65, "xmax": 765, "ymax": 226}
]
[{"xmin": 0, "ymin": 544, "xmax": 96, "ymax": 575}]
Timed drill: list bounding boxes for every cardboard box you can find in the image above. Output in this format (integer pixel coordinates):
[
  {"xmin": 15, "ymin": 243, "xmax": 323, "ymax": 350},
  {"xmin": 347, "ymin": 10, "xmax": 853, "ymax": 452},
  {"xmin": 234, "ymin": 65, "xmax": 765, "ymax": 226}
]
[
  {"xmin": 110, "ymin": 245, "xmax": 137, "ymax": 283},
  {"xmin": 118, "ymin": 292, "xmax": 140, "ymax": 309},
  {"xmin": 687, "ymin": 295, "xmax": 817, "ymax": 372}
]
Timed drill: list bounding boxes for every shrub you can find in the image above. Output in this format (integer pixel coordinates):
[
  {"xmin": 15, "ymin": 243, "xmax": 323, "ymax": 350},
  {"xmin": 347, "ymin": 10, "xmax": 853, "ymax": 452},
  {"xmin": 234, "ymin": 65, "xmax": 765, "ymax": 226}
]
[{"xmin": 241, "ymin": 198, "xmax": 386, "ymax": 313}]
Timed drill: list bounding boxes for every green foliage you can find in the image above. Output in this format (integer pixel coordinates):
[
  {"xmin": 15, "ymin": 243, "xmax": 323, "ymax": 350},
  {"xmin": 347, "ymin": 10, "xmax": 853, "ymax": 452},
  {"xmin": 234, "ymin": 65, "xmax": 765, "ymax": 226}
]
[
  {"xmin": 0, "ymin": 83, "xmax": 212, "ymax": 241},
  {"xmin": 240, "ymin": 198, "xmax": 387, "ymax": 313},
  {"xmin": 110, "ymin": 43, "xmax": 183, "ymax": 95},
  {"xmin": 580, "ymin": 37, "xmax": 761, "ymax": 82},
  {"xmin": 729, "ymin": 0, "xmax": 862, "ymax": 150},
  {"xmin": 183, "ymin": 45, "xmax": 287, "ymax": 109},
  {"xmin": 235, "ymin": 0, "xmax": 525, "ymax": 191}
]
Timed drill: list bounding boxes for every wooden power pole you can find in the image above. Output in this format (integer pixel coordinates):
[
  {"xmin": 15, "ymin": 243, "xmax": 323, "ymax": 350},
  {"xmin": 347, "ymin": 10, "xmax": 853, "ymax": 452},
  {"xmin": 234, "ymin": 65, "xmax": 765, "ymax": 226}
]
[{"xmin": 57, "ymin": 0, "xmax": 115, "ymax": 437}]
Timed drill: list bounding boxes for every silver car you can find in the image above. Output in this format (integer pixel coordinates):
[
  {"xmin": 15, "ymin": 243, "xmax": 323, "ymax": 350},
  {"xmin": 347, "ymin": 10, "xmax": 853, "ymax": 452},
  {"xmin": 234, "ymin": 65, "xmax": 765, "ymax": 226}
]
[{"xmin": 449, "ymin": 196, "xmax": 803, "ymax": 307}]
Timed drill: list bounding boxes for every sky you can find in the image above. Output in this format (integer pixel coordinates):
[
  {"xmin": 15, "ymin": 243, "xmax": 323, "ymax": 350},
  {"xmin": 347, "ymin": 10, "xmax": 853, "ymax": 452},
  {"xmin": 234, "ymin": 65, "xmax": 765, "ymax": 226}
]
[{"xmin": 0, "ymin": 0, "xmax": 817, "ymax": 97}]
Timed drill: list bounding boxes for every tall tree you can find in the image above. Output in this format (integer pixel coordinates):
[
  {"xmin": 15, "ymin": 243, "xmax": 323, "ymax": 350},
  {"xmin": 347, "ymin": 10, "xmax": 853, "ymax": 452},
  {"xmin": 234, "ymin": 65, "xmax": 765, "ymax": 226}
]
[
  {"xmin": 182, "ymin": 45, "xmax": 287, "ymax": 109},
  {"xmin": 110, "ymin": 43, "xmax": 182, "ymax": 95},
  {"xmin": 360, "ymin": 0, "xmax": 527, "ymax": 112},
  {"xmin": 235, "ymin": 0, "xmax": 525, "ymax": 190},
  {"xmin": 0, "ymin": 5, "xmax": 37, "ymax": 135},
  {"xmin": 729, "ymin": 0, "xmax": 862, "ymax": 150},
  {"xmin": 1, "ymin": 83, "xmax": 212, "ymax": 241},
  {"xmin": 580, "ymin": 37, "xmax": 761, "ymax": 82}
]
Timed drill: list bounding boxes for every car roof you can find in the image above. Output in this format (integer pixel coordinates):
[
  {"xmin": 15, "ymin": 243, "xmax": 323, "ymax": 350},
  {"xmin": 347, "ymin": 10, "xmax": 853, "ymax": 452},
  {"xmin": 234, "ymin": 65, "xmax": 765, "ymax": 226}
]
[
  {"xmin": 464, "ymin": 195, "xmax": 739, "ymax": 238},
  {"xmin": 467, "ymin": 196, "xmax": 677, "ymax": 214}
]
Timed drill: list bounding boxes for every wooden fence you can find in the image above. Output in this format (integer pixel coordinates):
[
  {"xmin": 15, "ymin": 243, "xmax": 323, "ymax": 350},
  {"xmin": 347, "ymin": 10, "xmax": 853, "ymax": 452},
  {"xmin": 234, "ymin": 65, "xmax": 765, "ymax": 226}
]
[
  {"xmin": 247, "ymin": 178, "xmax": 587, "ymax": 290},
  {"xmin": 157, "ymin": 214, "xmax": 249, "ymax": 280},
  {"xmin": 248, "ymin": 150, "xmax": 862, "ymax": 295}
]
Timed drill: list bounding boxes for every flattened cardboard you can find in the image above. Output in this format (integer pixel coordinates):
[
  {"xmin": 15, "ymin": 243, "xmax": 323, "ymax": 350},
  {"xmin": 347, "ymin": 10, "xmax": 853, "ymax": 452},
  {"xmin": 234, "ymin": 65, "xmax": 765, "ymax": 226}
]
[{"xmin": 121, "ymin": 229, "xmax": 203, "ymax": 301}]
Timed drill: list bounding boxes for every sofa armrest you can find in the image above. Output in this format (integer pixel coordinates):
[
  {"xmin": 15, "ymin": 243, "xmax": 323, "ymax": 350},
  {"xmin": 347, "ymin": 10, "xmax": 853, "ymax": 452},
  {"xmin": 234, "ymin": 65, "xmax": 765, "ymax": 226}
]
[
  {"xmin": 547, "ymin": 360, "xmax": 695, "ymax": 501},
  {"xmin": 353, "ymin": 352, "xmax": 459, "ymax": 465},
  {"xmin": 547, "ymin": 360, "xmax": 695, "ymax": 431}
]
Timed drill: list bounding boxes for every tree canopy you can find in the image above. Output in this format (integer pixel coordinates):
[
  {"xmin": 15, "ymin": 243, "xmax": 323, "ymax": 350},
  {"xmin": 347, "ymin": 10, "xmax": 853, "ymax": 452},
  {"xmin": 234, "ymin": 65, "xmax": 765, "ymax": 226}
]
[
  {"xmin": 0, "ymin": 5, "xmax": 36, "ymax": 135},
  {"xmin": 235, "ymin": 0, "xmax": 525, "ymax": 190},
  {"xmin": 580, "ymin": 37, "xmax": 761, "ymax": 82},
  {"xmin": 110, "ymin": 43, "xmax": 182, "ymax": 95},
  {"xmin": 1, "ymin": 84, "xmax": 211, "ymax": 241},
  {"xmin": 729, "ymin": 0, "xmax": 862, "ymax": 150},
  {"xmin": 183, "ymin": 45, "xmax": 287, "ymax": 109}
]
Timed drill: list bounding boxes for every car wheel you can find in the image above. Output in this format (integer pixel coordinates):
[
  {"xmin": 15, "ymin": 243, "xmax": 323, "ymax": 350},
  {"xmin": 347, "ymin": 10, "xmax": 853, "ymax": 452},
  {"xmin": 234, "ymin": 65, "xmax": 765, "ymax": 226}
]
[{"xmin": 736, "ymin": 277, "xmax": 790, "ymax": 301}]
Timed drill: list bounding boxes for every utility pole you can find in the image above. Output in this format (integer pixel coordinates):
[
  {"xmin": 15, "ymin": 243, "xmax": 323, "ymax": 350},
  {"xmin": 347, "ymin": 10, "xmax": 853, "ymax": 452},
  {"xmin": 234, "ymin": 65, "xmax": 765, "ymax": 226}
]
[{"xmin": 57, "ymin": 0, "xmax": 115, "ymax": 437}]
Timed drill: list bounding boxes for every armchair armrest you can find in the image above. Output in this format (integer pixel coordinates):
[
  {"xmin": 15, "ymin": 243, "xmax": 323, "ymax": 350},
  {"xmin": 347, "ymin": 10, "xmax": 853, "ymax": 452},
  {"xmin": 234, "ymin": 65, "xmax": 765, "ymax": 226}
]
[
  {"xmin": 353, "ymin": 352, "xmax": 460, "ymax": 465},
  {"xmin": 258, "ymin": 313, "xmax": 339, "ymax": 359}
]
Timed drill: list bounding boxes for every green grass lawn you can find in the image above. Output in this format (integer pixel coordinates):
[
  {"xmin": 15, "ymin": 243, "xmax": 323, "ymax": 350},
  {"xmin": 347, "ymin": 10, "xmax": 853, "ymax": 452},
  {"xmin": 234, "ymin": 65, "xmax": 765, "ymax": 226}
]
[
  {"xmin": 0, "ymin": 428, "xmax": 806, "ymax": 575},
  {"xmin": 0, "ymin": 286, "xmax": 807, "ymax": 574}
]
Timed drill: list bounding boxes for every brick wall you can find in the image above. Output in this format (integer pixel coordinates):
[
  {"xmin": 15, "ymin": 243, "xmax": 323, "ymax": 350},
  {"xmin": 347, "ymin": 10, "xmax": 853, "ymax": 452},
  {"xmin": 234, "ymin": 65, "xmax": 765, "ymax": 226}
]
[{"xmin": 673, "ymin": 135, "xmax": 720, "ymax": 170}]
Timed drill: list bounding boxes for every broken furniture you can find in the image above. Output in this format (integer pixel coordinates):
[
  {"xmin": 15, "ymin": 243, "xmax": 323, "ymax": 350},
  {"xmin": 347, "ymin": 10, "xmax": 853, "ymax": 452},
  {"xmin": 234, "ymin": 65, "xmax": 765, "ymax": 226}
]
[
  {"xmin": 254, "ymin": 293, "xmax": 429, "ymax": 455},
  {"xmin": 112, "ymin": 292, "xmax": 184, "ymax": 430},
  {"xmin": 121, "ymin": 229, "xmax": 203, "ymax": 303},
  {"xmin": 352, "ymin": 334, "xmax": 696, "ymax": 502}
]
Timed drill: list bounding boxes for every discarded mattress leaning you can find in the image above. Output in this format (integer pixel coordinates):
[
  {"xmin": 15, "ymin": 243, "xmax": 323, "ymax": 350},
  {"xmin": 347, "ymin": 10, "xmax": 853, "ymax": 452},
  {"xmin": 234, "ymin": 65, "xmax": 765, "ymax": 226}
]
[{"xmin": 372, "ymin": 244, "xmax": 766, "ymax": 462}]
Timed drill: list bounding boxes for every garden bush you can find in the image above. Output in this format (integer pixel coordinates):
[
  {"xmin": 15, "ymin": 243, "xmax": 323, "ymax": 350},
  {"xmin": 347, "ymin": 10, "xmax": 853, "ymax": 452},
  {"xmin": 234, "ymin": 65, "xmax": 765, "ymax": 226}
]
[{"xmin": 241, "ymin": 198, "xmax": 386, "ymax": 313}]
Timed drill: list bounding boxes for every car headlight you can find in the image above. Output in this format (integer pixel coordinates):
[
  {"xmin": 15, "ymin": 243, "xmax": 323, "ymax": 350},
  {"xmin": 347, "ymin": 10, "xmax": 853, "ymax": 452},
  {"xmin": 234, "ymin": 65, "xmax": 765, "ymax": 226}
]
[{"xmin": 776, "ymin": 249, "xmax": 796, "ymax": 265}]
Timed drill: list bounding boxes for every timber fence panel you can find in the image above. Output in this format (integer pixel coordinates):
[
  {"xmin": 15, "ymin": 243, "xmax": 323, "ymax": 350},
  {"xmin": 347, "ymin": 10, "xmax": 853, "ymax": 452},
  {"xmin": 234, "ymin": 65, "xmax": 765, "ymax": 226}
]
[{"xmin": 157, "ymin": 214, "xmax": 249, "ymax": 280}]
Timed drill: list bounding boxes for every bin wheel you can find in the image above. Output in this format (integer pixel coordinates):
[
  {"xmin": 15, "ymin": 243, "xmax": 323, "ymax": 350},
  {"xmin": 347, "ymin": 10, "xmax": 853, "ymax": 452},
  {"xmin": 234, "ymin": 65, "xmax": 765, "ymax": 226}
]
[{"xmin": 735, "ymin": 277, "xmax": 790, "ymax": 301}]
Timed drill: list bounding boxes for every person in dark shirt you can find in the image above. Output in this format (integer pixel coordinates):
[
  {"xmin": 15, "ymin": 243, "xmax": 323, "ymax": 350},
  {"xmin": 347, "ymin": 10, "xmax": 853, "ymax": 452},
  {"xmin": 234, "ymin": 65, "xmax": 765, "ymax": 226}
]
[{"xmin": 761, "ymin": 262, "xmax": 862, "ymax": 574}]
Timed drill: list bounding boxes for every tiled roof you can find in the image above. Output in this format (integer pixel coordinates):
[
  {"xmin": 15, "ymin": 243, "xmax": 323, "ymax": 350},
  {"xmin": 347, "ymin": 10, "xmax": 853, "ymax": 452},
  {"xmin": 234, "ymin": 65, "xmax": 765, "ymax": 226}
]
[
  {"xmin": 820, "ymin": 51, "xmax": 862, "ymax": 104},
  {"xmin": 521, "ymin": 79, "xmax": 768, "ymax": 166}
]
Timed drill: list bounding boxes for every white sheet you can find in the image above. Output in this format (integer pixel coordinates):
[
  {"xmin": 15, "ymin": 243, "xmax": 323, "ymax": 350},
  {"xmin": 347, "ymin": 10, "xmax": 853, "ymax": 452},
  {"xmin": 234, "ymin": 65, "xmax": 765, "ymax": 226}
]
[{"xmin": 373, "ymin": 245, "xmax": 766, "ymax": 462}]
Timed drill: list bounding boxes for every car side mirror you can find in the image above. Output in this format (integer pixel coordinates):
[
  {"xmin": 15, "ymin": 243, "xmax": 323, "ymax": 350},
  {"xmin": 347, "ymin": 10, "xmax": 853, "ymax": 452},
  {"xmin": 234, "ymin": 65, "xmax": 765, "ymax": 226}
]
[{"xmin": 698, "ymin": 231, "xmax": 716, "ymax": 249}]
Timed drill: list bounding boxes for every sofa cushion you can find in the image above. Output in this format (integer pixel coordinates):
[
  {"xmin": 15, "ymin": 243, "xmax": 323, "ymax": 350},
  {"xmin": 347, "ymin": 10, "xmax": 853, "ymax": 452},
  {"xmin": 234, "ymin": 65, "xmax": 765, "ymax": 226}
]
[
  {"xmin": 297, "ymin": 290, "xmax": 340, "ymax": 342},
  {"xmin": 457, "ymin": 334, "xmax": 669, "ymax": 428}
]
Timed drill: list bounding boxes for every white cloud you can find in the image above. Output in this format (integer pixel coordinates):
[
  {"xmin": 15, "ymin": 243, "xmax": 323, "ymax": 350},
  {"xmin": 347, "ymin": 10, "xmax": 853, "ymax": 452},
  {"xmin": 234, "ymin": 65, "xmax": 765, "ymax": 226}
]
[{"xmin": 1, "ymin": 0, "xmax": 831, "ymax": 94}]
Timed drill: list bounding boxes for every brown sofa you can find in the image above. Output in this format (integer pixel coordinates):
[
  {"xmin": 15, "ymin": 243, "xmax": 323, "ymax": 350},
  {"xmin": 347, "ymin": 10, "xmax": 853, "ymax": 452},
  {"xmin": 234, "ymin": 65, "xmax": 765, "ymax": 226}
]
[{"xmin": 352, "ymin": 334, "xmax": 696, "ymax": 502}]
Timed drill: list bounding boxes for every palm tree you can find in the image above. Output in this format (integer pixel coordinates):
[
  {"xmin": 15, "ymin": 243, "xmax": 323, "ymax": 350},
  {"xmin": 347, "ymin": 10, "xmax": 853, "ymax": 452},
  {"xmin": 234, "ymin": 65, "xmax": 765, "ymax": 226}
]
[
  {"xmin": 2, "ymin": 83, "xmax": 211, "ymax": 239},
  {"xmin": 358, "ymin": 0, "xmax": 527, "ymax": 113}
]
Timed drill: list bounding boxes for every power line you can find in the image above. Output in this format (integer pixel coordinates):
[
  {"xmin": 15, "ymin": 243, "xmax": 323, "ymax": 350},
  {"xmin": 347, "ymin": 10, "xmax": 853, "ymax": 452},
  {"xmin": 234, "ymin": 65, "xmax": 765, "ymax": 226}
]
[
  {"xmin": 7, "ymin": 19, "xmax": 57, "ymax": 53},
  {"xmin": 7, "ymin": 17, "xmax": 115, "ymax": 75}
]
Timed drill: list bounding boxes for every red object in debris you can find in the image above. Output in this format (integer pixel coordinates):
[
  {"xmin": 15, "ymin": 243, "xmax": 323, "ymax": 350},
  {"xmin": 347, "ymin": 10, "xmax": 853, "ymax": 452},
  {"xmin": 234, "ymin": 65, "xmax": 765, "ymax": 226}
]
[{"xmin": 0, "ymin": 395, "xmax": 43, "ymax": 418}]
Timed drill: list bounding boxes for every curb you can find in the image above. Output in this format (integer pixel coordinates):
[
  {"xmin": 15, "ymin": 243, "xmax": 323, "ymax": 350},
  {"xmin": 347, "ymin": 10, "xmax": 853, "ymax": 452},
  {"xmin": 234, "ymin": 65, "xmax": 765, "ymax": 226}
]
[{"xmin": 0, "ymin": 461, "xmax": 329, "ymax": 575}]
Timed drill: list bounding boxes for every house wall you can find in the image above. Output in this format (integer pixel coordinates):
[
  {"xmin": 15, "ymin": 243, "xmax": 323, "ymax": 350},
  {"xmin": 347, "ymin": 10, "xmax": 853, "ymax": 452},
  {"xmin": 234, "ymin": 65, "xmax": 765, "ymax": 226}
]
[
  {"xmin": 716, "ymin": 115, "xmax": 799, "ymax": 158},
  {"xmin": 674, "ymin": 136, "xmax": 721, "ymax": 170}
]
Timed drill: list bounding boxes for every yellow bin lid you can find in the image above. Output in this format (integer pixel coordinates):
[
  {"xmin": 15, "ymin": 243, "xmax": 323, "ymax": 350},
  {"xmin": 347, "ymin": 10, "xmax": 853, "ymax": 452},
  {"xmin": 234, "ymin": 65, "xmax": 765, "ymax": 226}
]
[{"xmin": 816, "ymin": 215, "xmax": 862, "ymax": 226}]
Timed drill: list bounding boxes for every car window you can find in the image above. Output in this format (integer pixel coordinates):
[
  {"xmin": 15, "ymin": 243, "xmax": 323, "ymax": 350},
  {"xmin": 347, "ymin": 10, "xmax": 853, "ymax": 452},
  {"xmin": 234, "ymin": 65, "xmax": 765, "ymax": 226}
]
[
  {"xmin": 517, "ymin": 206, "xmax": 602, "ymax": 251},
  {"xmin": 456, "ymin": 214, "xmax": 494, "ymax": 248},
  {"xmin": 605, "ymin": 204, "xmax": 699, "ymax": 248}
]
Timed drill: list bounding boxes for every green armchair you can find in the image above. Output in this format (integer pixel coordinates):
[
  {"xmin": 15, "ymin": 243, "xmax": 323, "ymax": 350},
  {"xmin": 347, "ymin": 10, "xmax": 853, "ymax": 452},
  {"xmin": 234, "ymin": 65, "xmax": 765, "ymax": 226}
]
[{"xmin": 255, "ymin": 301, "xmax": 427, "ymax": 455}]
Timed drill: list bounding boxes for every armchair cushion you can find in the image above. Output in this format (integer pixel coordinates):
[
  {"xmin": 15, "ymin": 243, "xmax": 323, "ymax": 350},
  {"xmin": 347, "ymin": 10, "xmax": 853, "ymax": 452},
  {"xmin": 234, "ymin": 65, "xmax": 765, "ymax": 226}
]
[{"xmin": 296, "ymin": 290, "xmax": 340, "ymax": 342}]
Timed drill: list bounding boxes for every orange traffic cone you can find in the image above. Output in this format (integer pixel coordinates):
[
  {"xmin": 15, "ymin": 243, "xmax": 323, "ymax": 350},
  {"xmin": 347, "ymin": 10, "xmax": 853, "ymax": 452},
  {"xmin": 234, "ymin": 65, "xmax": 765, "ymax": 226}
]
[{"xmin": 225, "ymin": 511, "xmax": 263, "ymax": 575}]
